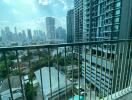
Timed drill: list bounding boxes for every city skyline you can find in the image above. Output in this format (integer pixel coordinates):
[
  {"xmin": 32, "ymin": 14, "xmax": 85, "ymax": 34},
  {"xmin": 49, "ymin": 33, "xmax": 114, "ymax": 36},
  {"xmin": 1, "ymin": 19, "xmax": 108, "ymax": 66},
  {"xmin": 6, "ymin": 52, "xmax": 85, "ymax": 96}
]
[{"xmin": 0, "ymin": 0, "xmax": 74, "ymax": 31}]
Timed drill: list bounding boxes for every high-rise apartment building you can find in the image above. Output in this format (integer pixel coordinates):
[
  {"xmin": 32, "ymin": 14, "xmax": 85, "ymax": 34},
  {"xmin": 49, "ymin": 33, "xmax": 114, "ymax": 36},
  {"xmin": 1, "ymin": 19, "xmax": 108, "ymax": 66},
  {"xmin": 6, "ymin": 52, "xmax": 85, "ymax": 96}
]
[
  {"xmin": 74, "ymin": 0, "xmax": 83, "ymax": 43},
  {"xmin": 67, "ymin": 9, "xmax": 74, "ymax": 43},
  {"xmin": 46, "ymin": 17, "xmax": 55, "ymax": 40},
  {"xmin": 82, "ymin": 0, "xmax": 132, "ymax": 96},
  {"xmin": 83, "ymin": 0, "xmax": 121, "ymax": 41}
]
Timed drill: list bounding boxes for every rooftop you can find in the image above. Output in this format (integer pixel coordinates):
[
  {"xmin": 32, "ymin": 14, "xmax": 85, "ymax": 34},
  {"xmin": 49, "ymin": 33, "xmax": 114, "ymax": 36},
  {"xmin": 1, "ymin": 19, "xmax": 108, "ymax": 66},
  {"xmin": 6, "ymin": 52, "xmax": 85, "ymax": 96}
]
[{"xmin": 35, "ymin": 67, "xmax": 72, "ymax": 98}]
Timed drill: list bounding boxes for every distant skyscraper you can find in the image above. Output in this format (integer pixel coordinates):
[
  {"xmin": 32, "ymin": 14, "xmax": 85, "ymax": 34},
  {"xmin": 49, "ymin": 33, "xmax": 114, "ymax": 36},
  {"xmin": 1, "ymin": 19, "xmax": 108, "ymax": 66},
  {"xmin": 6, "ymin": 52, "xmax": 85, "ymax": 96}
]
[
  {"xmin": 55, "ymin": 27, "xmax": 66, "ymax": 41},
  {"xmin": 27, "ymin": 29, "xmax": 32, "ymax": 43},
  {"xmin": 46, "ymin": 17, "xmax": 55, "ymax": 39},
  {"xmin": 67, "ymin": 9, "xmax": 74, "ymax": 43},
  {"xmin": 21, "ymin": 30, "xmax": 27, "ymax": 42},
  {"xmin": 14, "ymin": 27, "xmax": 17, "ymax": 34},
  {"xmin": 5, "ymin": 27, "xmax": 13, "ymax": 42},
  {"xmin": 74, "ymin": 0, "xmax": 83, "ymax": 43},
  {"xmin": 38, "ymin": 30, "xmax": 46, "ymax": 42},
  {"xmin": 13, "ymin": 27, "xmax": 18, "ymax": 42},
  {"xmin": 1, "ymin": 29, "xmax": 5, "ymax": 42},
  {"xmin": 33, "ymin": 30, "xmax": 45, "ymax": 42},
  {"xmin": 33, "ymin": 30, "xmax": 39, "ymax": 41}
]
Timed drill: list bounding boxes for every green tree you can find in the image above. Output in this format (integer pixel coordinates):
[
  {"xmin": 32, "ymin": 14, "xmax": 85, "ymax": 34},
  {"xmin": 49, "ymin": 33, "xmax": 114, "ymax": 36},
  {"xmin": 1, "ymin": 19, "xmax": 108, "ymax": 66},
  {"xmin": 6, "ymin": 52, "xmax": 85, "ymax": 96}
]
[
  {"xmin": 54, "ymin": 53, "xmax": 65, "ymax": 66},
  {"xmin": 31, "ymin": 54, "xmax": 53, "ymax": 71},
  {"xmin": 0, "ymin": 59, "xmax": 13, "ymax": 78},
  {"xmin": 0, "ymin": 52, "xmax": 16, "ymax": 79},
  {"xmin": 7, "ymin": 51, "xmax": 16, "ymax": 60},
  {"xmin": 25, "ymin": 82, "xmax": 34, "ymax": 100}
]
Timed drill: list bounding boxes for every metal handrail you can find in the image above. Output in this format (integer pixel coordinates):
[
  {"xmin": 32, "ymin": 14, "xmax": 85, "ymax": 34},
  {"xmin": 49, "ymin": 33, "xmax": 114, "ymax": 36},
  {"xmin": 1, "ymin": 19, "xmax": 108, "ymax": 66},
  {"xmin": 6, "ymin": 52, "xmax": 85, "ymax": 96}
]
[
  {"xmin": 0, "ymin": 39, "xmax": 132, "ymax": 100},
  {"xmin": 0, "ymin": 39, "xmax": 131, "ymax": 51}
]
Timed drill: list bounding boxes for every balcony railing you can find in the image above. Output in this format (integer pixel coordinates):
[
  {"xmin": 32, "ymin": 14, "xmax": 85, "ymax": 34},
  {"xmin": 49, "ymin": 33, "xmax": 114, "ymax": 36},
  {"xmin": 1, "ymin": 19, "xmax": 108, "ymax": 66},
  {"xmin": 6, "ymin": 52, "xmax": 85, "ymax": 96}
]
[{"xmin": 0, "ymin": 39, "xmax": 132, "ymax": 100}]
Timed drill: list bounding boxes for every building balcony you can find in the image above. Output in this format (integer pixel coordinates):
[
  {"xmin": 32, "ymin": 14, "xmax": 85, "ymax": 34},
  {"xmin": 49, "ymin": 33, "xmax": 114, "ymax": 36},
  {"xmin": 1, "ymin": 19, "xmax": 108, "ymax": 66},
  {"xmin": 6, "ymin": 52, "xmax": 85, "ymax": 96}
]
[{"xmin": 0, "ymin": 39, "xmax": 132, "ymax": 100}]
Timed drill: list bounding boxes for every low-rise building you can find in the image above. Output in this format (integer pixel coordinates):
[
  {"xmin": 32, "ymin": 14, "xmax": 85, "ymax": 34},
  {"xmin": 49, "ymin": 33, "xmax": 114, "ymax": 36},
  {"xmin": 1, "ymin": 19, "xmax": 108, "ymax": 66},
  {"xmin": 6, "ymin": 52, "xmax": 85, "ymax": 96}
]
[
  {"xmin": 66, "ymin": 65, "xmax": 79, "ymax": 78},
  {"xmin": 35, "ymin": 67, "xmax": 73, "ymax": 100},
  {"xmin": 0, "ymin": 76, "xmax": 22, "ymax": 100}
]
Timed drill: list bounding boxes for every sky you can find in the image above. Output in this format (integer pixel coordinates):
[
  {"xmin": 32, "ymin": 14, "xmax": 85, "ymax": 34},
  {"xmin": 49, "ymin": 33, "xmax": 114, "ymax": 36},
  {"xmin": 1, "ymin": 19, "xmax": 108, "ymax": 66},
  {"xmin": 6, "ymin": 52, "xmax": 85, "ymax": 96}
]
[{"xmin": 0, "ymin": 0, "xmax": 74, "ymax": 31}]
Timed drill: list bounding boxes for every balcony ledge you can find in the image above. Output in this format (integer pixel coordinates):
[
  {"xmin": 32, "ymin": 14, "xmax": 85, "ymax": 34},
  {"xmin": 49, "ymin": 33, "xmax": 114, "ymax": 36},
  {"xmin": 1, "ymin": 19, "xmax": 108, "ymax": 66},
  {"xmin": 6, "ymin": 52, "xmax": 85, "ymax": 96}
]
[{"xmin": 102, "ymin": 87, "xmax": 132, "ymax": 100}]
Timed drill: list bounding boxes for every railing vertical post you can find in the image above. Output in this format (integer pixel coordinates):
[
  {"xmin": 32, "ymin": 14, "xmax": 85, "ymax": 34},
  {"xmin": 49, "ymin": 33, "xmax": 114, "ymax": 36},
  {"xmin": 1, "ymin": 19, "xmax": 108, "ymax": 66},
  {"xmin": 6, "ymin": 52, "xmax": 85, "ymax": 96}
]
[
  {"xmin": 114, "ymin": 42, "xmax": 121, "ymax": 96},
  {"xmin": 84, "ymin": 45, "xmax": 86, "ymax": 100},
  {"xmin": 103, "ymin": 43, "xmax": 108, "ymax": 99},
  {"xmin": 99, "ymin": 44, "xmax": 103, "ymax": 100},
  {"xmin": 64, "ymin": 46, "xmax": 67, "ymax": 100},
  {"xmin": 107, "ymin": 44, "xmax": 112, "ymax": 99},
  {"xmin": 89, "ymin": 45, "xmax": 92, "ymax": 100},
  {"xmin": 121, "ymin": 42, "xmax": 129, "ymax": 92},
  {"xmin": 27, "ymin": 49, "xmax": 34, "ymax": 99},
  {"xmin": 38, "ymin": 49, "xmax": 45, "ymax": 100},
  {"xmin": 111, "ymin": 43, "xmax": 118, "ymax": 99},
  {"xmin": 71, "ymin": 46, "xmax": 74, "ymax": 100},
  {"xmin": 78, "ymin": 46, "xmax": 80, "ymax": 100},
  {"xmin": 118, "ymin": 43, "xmax": 125, "ymax": 95},
  {"xmin": 3, "ymin": 52, "xmax": 14, "ymax": 100},
  {"xmin": 48, "ymin": 48, "xmax": 52, "ymax": 99},
  {"xmin": 95, "ymin": 45, "xmax": 98, "ymax": 100},
  {"xmin": 57, "ymin": 47, "xmax": 60, "ymax": 100},
  {"xmin": 16, "ymin": 50, "xmax": 25, "ymax": 100}
]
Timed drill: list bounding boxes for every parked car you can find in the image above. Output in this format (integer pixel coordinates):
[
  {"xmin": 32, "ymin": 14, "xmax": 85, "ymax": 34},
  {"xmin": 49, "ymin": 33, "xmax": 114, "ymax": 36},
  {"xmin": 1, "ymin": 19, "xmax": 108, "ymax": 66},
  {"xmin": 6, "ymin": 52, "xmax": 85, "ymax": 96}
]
[
  {"xmin": 79, "ymin": 88, "xmax": 84, "ymax": 92},
  {"xmin": 80, "ymin": 91, "xmax": 87, "ymax": 95},
  {"xmin": 79, "ymin": 88, "xmax": 87, "ymax": 95}
]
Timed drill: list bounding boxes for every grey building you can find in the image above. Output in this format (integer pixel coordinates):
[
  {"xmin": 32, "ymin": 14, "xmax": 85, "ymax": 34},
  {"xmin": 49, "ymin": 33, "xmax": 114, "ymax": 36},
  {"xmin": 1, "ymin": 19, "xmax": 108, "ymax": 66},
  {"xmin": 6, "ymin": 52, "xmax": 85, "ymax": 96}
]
[
  {"xmin": 67, "ymin": 9, "xmax": 74, "ymax": 43},
  {"xmin": 56, "ymin": 27, "xmax": 66, "ymax": 42},
  {"xmin": 46, "ymin": 17, "xmax": 55, "ymax": 40},
  {"xmin": 35, "ymin": 67, "xmax": 72, "ymax": 100},
  {"xmin": 74, "ymin": 0, "xmax": 83, "ymax": 43},
  {"xmin": 82, "ymin": 0, "xmax": 132, "ymax": 96},
  {"xmin": 27, "ymin": 29, "xmax": 32, "ymax": 43},
  {"xmin": 119, "ymin": 0, "xmax": 132, "ymax": 39},
  {"xmin": 33, "ymin": 30, "xmax": 45, "ymax": 43},
  {"xmin": 1, "ymin": 27, "xmax": 13, "ymax": 46}
]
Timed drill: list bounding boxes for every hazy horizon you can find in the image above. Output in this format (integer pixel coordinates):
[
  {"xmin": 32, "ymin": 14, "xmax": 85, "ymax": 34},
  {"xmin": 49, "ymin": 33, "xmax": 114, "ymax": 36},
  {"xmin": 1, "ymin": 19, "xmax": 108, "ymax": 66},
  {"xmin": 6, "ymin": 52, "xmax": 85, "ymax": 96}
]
[{"xmin": 0, "ymin": 0, "xmax": 74, "ymax": 31}]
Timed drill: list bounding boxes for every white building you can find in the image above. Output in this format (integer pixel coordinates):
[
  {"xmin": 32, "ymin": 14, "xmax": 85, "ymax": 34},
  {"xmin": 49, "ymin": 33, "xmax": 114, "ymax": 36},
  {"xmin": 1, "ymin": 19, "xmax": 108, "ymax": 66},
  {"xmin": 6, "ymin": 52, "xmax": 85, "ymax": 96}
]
[{"xmin": 35, "ymin": 67, "xmax": 72, "ymax": 100}]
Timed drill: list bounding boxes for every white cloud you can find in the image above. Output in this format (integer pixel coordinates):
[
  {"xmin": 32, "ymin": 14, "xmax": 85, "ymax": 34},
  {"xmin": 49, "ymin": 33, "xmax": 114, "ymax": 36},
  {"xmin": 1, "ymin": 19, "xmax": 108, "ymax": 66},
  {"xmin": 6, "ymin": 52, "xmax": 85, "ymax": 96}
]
[
  {"xmin": 3, "ymin": 0, "xmax": 11, "ymax": 4},
  {"xmin": 23, "ymin": 0, "xmax": 34, "ymax": 5},
  {"xmin": 55, "ymin": 17, "xmax": 66, "ymax": 28},
  {"xmin": 58, "ymin": 0, "xmax": 68, "ymax": 11},
  {"xmin": 12, "ymin": 9, "xmax": 19, "ymax": 14},
  {"xmin": 32, "ymin": 5, "xmax": 37, "ymax": 13},
  {"xmin": 39, "ymin": 0, "xmax": 49, "ymax": 5},
  {"xmin": 0, "ymin": 20, "xmax": 10, "ymax": 23},
  {"xmin": 53, "ymin": 3, "xmax": 58, "ymax": 7}
]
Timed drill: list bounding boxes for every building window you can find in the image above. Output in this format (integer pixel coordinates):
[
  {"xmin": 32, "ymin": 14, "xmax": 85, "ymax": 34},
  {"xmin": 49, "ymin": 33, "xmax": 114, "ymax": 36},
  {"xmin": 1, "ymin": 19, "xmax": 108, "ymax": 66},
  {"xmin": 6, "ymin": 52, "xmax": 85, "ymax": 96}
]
[
  {"xmin": 114, "ymin": 25, "xmax": 119, "ymax": 30},
  {"xmin": 114, "ymin": 17, "xmax": 120, "ymax": 23},
  {"xmin": 115, "ymin": 9, "xmax": 120, "ymax": 15},
  {"xmin": 115, "ymin": 2, "xmax": 121, "ymax": 8}
]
